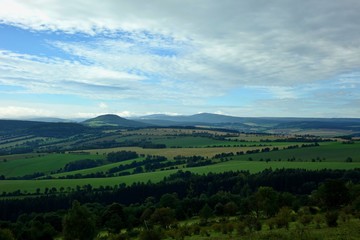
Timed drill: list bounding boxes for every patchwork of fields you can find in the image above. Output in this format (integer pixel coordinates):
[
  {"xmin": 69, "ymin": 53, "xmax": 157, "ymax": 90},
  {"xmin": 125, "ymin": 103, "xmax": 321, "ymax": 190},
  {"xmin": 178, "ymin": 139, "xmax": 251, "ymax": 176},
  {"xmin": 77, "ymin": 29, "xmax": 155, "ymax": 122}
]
[{"xmin": 1, "ymin": 127, "xmax": 359, "ymax": 195}]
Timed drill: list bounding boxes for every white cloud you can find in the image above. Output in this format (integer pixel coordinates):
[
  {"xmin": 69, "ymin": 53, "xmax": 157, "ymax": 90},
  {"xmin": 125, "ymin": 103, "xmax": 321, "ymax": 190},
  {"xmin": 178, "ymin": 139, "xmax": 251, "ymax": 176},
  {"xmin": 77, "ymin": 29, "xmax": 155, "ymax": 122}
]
[
  {"xmin": 116, "ymin": 111, "xmax": 132, "ymax": 117},
  {"xmin": 0, "ymin": 0, "xmax": 359, "ymax": 117},
  {"xmin": 0, "ymin": 106, "xmax": 54, "ymax": 118},
  {"xmin": 0, "ymin": 0, "xmax": 359, "ymax": 88},
  {"xmin": 0, "ymin": 50, "xmax": 145, "ymax": 98},
  {"xmin": 98, "ymin": 102, "xmax": 108, "ymax": 109},
  {"xmin": 75, "ymin": 111, "xmax": 134, "ymax": 118}
]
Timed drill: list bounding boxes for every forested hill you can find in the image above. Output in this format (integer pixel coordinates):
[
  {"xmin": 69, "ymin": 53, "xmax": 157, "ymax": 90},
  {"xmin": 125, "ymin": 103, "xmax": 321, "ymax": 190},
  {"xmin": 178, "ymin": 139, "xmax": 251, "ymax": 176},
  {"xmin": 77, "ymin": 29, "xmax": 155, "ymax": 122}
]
[
  {"xmin": 0, "ymin": 120, "xmax": 89, "ymax": 138},
  {"xmin": 82, "ymin": 114, "xmax": 151, "ymax": 128}
]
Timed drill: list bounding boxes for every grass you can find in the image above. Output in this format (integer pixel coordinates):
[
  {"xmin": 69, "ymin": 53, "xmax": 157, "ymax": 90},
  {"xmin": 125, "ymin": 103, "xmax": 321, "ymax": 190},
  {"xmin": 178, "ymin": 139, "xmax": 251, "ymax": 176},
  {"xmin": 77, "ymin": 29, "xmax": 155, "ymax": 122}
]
[
  {"xmin": 0, "ymin": 153, "xmax": 45, "ymax": 162},
  {"xmin": 76, "ymin": 144, "xmax": 296, "ymax": 159},
  {"xmin": 226, "ymin": 133, "xmax": 290, "ymax": 141},
  {"xmin": 193, "ymin": 159, "xmax": 360, "ymax": 174},
  {"xmin": 0, "ymin": 153, "xmax": 105, "ymax": 177},
  {"xmin": 0, "ymin": 170, "xmax": 176, "ymax": 194},
  {"xmin": 0, "ymin": 136, "xmax": 38, "ymax": 148},
  {"xmin": 50, "ymin": 157, "xmax": 144, "ymax": 178},
  {"xmin": 149, "ymin": 136, "xmax": 295, "ymax": 148},
  {"xmin": 178, "ymin": 218, "xmax": 360, "ymax": 240},
  {"xmin": 124, "ymin": 128, "xmax": 236, "ymax": 136},
  {"xmin": 1, "ymin": 159, "xmax": 358, "ymax": 194},
  {"xmin": 233, "ymin": 142, "xmax": 360, "ymax": 162}
]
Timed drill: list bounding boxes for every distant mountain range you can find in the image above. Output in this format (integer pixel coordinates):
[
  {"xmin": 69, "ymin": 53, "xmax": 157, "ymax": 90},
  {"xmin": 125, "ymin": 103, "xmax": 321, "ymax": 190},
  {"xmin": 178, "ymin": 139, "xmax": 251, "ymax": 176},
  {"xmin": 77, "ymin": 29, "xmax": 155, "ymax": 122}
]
[
  {"xmin": 135, "ymin": 112, "xmax": 360, "ymax": 126},
  {"xmin": 133, "ymin": 113, "xmax": 360, "ymax": 135},
  {"xmin": 26, "ymin": 117, "xmax": 74, "ymax": 123},
  {"xmin": 136, "ymin": 113, "xmax": 245, "ymax": 123},
  {"xmin": 1, "ymin": 113, "xmax": 360, "ymax": 137}
]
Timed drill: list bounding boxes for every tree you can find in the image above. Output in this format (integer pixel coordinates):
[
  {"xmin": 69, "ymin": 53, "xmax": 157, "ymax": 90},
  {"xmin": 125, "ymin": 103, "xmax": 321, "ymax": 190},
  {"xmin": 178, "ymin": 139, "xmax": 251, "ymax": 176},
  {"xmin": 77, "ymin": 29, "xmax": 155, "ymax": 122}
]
[
  {"xmin": 253, "ymin": 187, "xmax": 279, "ymax": 218},
  {"xmin": 159, "ymin": 193, "xmax": 179, "ymax": 209},
  {"xmin": 316, "ymin": 179, "xmax": 350, "ymax": 209},
  {"xmin": 30, "ymin": 220, "xmax": 56, "ymax": 240},
  {"xmin": 224, "ymin": 201, "xmax": 238, "ymax": 216},
  {"xmin": 63, "ymin": 200, "xmax": 96, "ymax": 240},
  {"xmin": 214, "ymin": 203, "xmax": 224, "ymax": 216},
  {"xmin": 274, "ymin": 207, "xmax": 293, "ymax": 229},
  {"xmin": 150, "ymin": 208, "xmax": 176, "ymax": 228},
  {"xmin": 101, "ymin": 203, "xmax": 125, "ymax": 233},
  {"xmin": 199, "ymin": 204, "xmax": 213, "ymax": 223}
]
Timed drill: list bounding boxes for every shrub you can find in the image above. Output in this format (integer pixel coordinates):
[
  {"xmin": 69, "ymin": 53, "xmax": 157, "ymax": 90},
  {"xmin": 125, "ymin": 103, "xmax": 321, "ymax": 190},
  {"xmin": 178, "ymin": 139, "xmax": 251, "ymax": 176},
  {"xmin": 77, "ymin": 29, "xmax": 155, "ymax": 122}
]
[
  {"xmin": 139, "ymin": 229, "xmax": 163, "ymax": 240},
  {"xmin": 325, "ymin": 211, "xmax": 338, "ymax": 227},
  {"xmin": 236, "ymin": 221, "xmax": 246, "ymax": 236}
]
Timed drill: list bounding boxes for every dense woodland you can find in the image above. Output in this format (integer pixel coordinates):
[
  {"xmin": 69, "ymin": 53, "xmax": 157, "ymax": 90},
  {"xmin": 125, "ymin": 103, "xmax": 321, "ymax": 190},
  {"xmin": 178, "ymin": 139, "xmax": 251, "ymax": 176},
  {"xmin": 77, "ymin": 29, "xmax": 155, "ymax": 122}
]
[{"xmin": 1, "ymin": 168, "xmax": 360, "ymax": 239}]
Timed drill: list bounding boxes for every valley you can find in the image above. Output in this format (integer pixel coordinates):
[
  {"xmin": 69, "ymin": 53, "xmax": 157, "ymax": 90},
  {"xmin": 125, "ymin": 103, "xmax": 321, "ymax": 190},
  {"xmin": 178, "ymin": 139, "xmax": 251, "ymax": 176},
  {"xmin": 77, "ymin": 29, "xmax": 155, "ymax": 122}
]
[{"xmin": 0, "ymin": 114, "xmax": 359, "ymax": 239}]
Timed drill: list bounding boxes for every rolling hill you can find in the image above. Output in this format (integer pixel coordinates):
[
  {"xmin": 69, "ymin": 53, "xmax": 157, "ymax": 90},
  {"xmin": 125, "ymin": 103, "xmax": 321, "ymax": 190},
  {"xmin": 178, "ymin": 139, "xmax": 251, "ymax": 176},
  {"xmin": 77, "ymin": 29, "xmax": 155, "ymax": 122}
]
[
  {"xmin": 82, "ymin": 114, "xmax": 150, "ymax": 128},
  {"xmin": 135, "ymin": 113, "xmax": 360, "ymax": 136},
  {"xmin": 0, "ymin": 120, "xmax": 89, "ymax": 137}
]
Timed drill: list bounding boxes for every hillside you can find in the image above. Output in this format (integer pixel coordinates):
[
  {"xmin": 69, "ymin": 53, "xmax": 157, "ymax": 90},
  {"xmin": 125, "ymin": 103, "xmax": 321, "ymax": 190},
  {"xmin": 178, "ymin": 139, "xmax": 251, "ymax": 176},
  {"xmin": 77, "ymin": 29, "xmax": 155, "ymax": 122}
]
[
  {"xmin": 83, "ymin": 114, "xmax": 150, "ymax": 128},
  {"xmin": 0, "ymin": 120, "xmax": 89, "ymax": 137},
  {"xmin": 138, "ymin": 113, "xmax": 245, "ymax": 123}
]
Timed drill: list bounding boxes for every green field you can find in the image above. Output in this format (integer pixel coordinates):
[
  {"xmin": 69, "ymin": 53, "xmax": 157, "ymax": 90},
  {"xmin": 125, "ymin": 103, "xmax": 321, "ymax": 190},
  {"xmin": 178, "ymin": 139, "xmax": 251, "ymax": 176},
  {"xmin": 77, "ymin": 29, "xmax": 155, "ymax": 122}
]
[
  {"xmin": 49, "ymin": 157, "xmax": 145, "ymax": 178},
  {"xmin": 0, "ymin": 170, "xmax": 175, "ymax": 194},
  {"xmin": 0, "ymin": 152, "xmax": 45, "ymax": 161},
  {"xmin": 77, "ymin": 145, "xmax": 294, "ymax": 159},
  {"xmin": 233, "ymin": 142, "xmax": 360, "ymax": 162},
  {"xmin": 150, "ymin": 136, "xmax": 294, "ymax": 148},
  {"xmin": 0, "ymin": 153, "xmax": 104, "ymax": 177},
  {"xmin": 1, "ymin": 159, "xmax": 359, "ymax": 194},
  {"xmin": 0, "ymin": 136, "xmax": 38, "ymax": 148}
]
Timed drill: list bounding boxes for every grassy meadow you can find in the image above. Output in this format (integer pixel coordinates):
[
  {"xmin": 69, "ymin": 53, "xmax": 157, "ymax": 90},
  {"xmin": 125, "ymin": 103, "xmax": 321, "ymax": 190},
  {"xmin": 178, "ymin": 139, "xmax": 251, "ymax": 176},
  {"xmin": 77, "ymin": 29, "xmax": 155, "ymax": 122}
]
[
  {"xmin": 1, "ymin": 157, "xmax": 359, "ymax": 194},
  {"xmin": 233, "ymin": 141, "xmax": 360, "ymax": 162},
  {"xmin": 0, "ymin": 153, "xmax": 105, "ymax": 177}
]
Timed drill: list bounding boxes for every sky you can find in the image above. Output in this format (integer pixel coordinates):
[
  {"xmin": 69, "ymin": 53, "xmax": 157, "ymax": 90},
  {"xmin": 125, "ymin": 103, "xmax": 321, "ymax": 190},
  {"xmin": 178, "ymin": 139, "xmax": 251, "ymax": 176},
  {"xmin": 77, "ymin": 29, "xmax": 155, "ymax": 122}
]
[{"xmin": 0, "ymin": 0, "xmax": 359, "ymax": 119}]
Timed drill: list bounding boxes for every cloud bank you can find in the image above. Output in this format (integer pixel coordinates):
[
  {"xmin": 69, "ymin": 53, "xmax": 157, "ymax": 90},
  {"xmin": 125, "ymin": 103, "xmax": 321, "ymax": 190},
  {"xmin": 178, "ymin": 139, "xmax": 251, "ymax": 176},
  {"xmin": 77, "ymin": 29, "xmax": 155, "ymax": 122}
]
[{"xmin": 0, "ymin": 0, "xmax": 359, "ymax": 117}]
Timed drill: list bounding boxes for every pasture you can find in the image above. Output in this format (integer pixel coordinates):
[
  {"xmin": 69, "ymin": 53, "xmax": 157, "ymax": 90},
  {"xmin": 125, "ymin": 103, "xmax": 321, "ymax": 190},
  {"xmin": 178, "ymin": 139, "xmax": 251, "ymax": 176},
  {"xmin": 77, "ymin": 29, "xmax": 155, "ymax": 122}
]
[
  {"xmin": 0, "ymin": 153, "xmax": 104, "ymax": 177},
  {"xmin": 77, "ymin": 144, "xmax": 295, "ymax": 159},
  {"xmin": 233, "ymin": 141, "xmax": 360, "ymax": 162},
  {"xmin": 49, "ymin": 157, "xmax": 145, "ymax": 178},
  {"xmin": 1, "ymin": 158, "xmax": 359, "ymax": 194}
]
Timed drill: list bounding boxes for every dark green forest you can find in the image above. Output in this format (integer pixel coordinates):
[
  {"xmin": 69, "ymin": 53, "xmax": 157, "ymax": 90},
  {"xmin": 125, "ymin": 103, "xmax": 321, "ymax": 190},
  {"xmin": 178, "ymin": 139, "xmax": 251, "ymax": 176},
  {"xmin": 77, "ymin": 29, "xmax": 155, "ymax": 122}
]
[{"xmin": 1, "ymin": 168, "xmax": 360, "ymax": 239}]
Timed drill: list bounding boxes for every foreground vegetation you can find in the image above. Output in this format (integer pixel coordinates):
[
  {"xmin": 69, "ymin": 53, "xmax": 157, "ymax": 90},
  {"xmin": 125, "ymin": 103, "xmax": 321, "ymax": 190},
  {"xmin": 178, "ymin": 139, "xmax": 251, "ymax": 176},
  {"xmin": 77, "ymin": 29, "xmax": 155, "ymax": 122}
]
[{"xmin": 1, "ymin": 169, "xmax": 360, "ymax": 240}]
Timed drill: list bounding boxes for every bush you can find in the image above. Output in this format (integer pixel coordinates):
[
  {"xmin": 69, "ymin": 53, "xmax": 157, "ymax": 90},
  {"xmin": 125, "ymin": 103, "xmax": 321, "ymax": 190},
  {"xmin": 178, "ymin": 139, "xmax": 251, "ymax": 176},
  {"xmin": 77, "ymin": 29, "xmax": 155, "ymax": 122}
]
[
  {"xmin": 244, "ymin": 215, "xmax": 262, "ymax": 232},
  {"xmin": 291, "ymin": 224, "xmax": 320, "ymax": 240},
  {"xmin": 256, "ymin": 231, "xmax": 290, "ymax": 240},
  {"xmin": 105, "ymin": 233, "xmax": 130, "ymax": 240},
  {"xmin": 139, "ymin": 229, "xmax": 163, "ymax": 240},
  {"xmin": 236, "ymin": 221, "xmax": 246, "ymax": 236},
  {"xmin": 0, "ymin": 229, "xmax": 15, "ymax": 240},
  {"xmin": 298, "ymin": 214, "xmax": 313, "ymax": 226},
  {"xmin": 275, "ymin": 207, "xmax": 293, "ymax": 229},
  {"xmin": 189, "ymin": 224, "xmax": 200, "ymax": 235},
  {"xmin": 325, "ymin": 211, "xmax": 338, "ymax": 227},
  {"xmin": 313, "ymin": 214, "xmax": 324, "ymax": 229}
]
